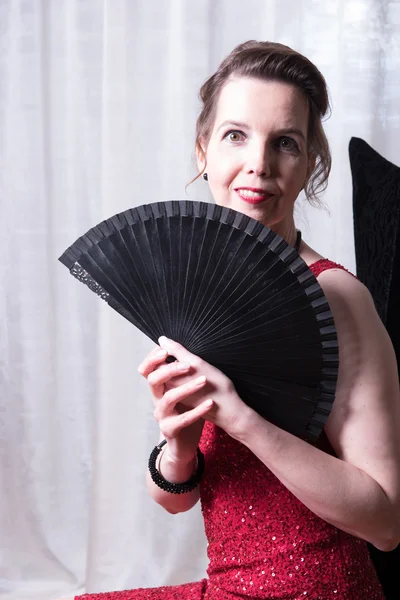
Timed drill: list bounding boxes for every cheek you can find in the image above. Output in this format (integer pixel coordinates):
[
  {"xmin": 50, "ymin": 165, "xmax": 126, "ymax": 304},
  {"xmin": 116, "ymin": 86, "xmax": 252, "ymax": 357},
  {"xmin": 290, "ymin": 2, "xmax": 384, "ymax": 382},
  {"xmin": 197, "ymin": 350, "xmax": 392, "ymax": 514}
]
[
  {"xmin": 279, "ymin": 157, "xmax": 308, "ymax": 188},
  {"xmin": 207, "ymin": 148, "xmax": 238, "ymax": 186}
]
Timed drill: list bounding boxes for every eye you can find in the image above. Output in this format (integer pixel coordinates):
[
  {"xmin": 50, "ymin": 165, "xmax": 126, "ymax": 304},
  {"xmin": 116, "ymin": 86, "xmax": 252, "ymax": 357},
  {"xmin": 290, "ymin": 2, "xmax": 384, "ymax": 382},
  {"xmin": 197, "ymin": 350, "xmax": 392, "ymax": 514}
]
[
  {"xmin": 278, "ymin": 136, "xmax": 299, "ymax": 151},
  {"xmin": 224, "ymin": 130, "xmax": 245, "ymax": 143}
]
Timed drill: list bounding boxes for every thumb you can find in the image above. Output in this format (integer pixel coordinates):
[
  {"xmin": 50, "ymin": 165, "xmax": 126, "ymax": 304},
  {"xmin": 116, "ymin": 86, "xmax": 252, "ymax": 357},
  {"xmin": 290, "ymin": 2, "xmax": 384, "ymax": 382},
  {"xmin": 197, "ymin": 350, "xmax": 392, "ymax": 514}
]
[{"xmin": 158, "ymin": 336, "xmax": 195, "ymax": 363}]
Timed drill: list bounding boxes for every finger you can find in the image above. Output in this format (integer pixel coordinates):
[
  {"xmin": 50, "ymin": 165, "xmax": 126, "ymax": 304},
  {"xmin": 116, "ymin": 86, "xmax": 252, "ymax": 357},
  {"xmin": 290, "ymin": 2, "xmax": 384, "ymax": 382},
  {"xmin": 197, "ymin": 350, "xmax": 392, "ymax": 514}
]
[
  {"xmin": 148, "ymin": 362, "xmax": 192, "ymax": 402},
  {"xmin": 154, "ymin": 376, "xmax": 207, "ymax": 420},
  {"xmin": 158, "ymin": 337, "xmax": 202, "ymax": 368},
  {"xmin": 147, "ymin": 361, "xmax": 191, "ymax": 388},
  {"xmin": 137, "ymin": 347, "xmax": 168, "ymax": 377},
  {"xmin": 161, "ymin": 400, "xmax": 214, "ymax": 438}
]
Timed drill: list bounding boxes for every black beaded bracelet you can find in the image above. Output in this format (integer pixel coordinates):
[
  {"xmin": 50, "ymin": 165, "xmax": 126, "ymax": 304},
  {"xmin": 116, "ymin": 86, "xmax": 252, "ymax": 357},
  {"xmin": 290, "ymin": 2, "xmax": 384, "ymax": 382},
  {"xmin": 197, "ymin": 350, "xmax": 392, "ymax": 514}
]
[{"xmin": 148, "ymin": 439, "xmax": 205, "ymax": 494}]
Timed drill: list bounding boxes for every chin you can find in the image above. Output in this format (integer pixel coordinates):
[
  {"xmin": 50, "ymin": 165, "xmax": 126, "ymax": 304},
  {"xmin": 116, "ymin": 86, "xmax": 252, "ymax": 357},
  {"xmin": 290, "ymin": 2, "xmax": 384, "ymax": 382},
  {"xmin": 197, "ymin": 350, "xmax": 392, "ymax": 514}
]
[
  {"xmin": 213, "ymin": 195, "xmax": 276, "ymax": 226},
  {"xmin": 237, "ymin": 202, "xmax": 274, "ymax": 220}
]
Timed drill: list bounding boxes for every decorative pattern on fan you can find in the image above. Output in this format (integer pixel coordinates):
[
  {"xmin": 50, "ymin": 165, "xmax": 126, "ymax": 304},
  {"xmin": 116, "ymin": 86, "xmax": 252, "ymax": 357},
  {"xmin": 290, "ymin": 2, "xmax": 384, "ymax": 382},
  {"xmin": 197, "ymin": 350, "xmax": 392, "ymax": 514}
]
[{"xmin": 59, "ymin": 200, "xmax": 338, "ymax": 441}]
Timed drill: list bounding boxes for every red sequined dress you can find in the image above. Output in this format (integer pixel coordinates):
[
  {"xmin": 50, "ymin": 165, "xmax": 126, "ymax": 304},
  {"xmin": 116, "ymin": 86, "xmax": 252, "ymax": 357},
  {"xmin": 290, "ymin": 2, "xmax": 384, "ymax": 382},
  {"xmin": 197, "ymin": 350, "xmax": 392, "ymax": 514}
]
[{"xmin": 78, "ymin": 260, "xmax": 384, "ymax": 600}]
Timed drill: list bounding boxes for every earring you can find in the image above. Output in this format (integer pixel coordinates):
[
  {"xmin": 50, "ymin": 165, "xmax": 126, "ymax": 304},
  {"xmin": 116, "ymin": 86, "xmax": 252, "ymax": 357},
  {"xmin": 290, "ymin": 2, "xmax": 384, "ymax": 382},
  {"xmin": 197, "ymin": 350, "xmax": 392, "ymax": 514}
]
[{"xmin": 203, "ymin": 173, "xmax": 208, "ymax": 181}]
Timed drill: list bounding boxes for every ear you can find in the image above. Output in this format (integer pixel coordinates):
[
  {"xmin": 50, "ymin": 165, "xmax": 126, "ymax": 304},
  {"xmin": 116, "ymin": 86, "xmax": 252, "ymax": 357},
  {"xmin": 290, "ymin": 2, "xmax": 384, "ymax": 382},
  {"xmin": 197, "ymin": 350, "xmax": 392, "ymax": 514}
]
[{"xmin": 196, "ymin": 139, "xmax": 207, "ymax": 173}]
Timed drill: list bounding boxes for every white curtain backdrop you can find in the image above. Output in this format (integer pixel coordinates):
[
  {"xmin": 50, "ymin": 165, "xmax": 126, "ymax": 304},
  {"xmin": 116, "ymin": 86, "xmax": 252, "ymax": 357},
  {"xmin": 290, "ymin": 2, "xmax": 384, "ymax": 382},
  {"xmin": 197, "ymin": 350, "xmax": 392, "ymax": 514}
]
[{"xmin": 0, "ymin": 1, "xmax": 399, "ymax": 599}]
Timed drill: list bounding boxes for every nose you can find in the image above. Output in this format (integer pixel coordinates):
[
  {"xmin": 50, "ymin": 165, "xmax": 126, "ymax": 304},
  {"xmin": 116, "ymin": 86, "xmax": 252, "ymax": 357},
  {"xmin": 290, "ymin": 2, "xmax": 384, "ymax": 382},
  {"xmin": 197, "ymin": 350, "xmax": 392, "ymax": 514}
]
[{"xmin": 245, "ymin": 143, "xmax": 272, "ymax": 178}]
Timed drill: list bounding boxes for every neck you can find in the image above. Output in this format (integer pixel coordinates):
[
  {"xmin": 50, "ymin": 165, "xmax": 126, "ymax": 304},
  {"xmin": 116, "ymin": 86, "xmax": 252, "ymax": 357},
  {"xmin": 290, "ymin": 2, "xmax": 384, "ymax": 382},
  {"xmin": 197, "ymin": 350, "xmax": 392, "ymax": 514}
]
[{"xmin": 270, "ymin": 220, "xmax": 298, "ymax": 250}]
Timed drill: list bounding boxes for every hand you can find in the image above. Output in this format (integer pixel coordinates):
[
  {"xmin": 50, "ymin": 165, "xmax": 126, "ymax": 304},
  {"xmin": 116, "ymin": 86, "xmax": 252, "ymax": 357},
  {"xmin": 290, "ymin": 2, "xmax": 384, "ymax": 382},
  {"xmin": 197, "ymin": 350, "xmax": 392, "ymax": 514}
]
[
  {"xmin": 157, "ymin": 336, "xmax": 252, "ymax": 439},
  {"xmin": 138, "ymin": 345, "xmax": 214, "ymax": 464}
]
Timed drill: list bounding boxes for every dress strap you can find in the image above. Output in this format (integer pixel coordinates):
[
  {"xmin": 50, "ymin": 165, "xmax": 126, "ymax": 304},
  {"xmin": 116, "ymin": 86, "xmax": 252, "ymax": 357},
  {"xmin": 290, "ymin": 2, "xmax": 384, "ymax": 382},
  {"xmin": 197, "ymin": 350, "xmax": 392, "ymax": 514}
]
[{"xmin": 308, "ymin": 258, "xmax": 356, "ymax": 279}]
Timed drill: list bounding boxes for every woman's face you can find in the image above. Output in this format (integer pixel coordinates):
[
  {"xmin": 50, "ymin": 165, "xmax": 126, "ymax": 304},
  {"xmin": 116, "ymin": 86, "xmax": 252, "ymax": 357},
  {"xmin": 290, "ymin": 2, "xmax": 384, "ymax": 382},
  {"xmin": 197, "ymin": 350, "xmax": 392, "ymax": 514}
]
[{"xmin": 198, "ymin": 77, "xmax": 312, "ymax": 236}]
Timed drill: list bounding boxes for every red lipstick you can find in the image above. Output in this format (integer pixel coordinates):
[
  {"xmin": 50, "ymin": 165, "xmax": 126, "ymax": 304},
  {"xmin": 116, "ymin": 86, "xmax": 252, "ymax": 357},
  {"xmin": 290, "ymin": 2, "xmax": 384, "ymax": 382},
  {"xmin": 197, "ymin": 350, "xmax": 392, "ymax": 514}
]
[{"xmin": 235, "ymin": 187, "xmax": 272, "ymax": 205}]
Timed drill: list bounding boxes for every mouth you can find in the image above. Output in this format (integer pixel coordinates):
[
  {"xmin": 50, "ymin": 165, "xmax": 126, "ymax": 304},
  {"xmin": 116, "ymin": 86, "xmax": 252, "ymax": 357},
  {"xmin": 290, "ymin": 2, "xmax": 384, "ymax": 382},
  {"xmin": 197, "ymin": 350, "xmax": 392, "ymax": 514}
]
[{"xmin": 234, "ymin": 187, "xmax": 274, "ymax": 205}]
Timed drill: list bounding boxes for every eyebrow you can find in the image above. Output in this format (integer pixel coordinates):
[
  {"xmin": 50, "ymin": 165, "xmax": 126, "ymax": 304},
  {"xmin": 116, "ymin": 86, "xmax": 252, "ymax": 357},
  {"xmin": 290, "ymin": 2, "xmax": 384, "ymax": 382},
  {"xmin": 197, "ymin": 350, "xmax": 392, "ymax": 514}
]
[
  {"xmin": 216, "ymin": 120, "xmax": 306, "ymax": 142},
  {"xmin": 216, "ymin": 120, "xmax": 249, "ymax": 132}
]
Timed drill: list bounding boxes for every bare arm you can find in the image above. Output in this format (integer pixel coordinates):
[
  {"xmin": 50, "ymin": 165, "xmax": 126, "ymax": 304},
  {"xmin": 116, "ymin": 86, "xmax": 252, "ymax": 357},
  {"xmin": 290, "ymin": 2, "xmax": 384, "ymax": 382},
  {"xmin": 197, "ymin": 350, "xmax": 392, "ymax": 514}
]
[
  {"xmin": 138, "ymin": 348, "xmax": 212, "ymax": 514},
  {"xmin": 146, "ymin": 431, "xmax": 200, "ymax": 514},
  {"xmin": 232, "ymin": 269, "xmax": 400, "ymax": 551}
]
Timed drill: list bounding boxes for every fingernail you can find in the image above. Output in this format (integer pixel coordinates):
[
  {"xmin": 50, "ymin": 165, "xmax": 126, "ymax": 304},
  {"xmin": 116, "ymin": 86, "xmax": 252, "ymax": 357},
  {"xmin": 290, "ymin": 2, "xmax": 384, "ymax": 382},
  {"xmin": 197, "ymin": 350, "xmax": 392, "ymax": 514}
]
[
  {"xmin": 205, "ymin": 399, "xmax": 213, "ymax": 407},
  {"xmin": 155, "ymin": 349, "xmax": 167, "ymax": 359},
  {"xmin": 159, "ymin": 336, "xmax": 173, "ymax": 348},
  {"xmin": 195, "ymin": 375, "xmax": 206, "ymax": 385}
]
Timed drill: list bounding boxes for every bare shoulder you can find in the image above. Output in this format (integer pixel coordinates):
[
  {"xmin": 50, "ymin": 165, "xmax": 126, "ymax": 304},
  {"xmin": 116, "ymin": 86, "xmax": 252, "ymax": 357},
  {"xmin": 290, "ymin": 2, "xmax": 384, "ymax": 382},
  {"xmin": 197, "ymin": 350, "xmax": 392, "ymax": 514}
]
[
  {"xmin": 316, "ymin": 265, "xmax": 375, "ymax": 315},
  {"xmin": 314, "ymin": 267, "xmax": 400, "ymax": 497},
  {"xmin": 315, "ymin": 266, "xmax": 387, "ymax": 348}
]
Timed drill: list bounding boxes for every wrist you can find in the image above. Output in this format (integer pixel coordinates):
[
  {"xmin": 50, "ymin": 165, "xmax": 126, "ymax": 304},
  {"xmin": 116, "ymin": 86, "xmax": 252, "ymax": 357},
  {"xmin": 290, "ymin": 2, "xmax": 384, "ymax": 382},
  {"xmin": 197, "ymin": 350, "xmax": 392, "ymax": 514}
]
[
  {"xmin": 160, "ymin": 446, "xmax": 198, "ymax": 484},
  {"xmin": 148, "ymin": 440, "xmax": 204, "ymax": 494},
  {"xmin": 230, "ymin": 406, "xmax": 287, "ymax": 458},
  {"xmin": 229, "ymin": 405, "xmax": 263, "ymax": 444}
]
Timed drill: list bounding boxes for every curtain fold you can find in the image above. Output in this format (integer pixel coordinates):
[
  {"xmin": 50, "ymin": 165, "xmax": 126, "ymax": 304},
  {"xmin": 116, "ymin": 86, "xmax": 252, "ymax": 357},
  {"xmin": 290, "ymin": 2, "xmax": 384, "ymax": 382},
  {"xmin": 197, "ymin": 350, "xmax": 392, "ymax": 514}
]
[{"xmin": 0, "ymin": 1, "xmax": 399, "ymax": 598}]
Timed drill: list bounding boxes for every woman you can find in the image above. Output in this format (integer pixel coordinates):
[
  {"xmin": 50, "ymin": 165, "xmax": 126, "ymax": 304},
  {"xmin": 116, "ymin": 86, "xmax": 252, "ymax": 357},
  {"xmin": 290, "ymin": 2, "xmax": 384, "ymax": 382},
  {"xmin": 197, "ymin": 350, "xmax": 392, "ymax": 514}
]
[{"xmin": 67, "ymin": 41, "xmax": 400, "ymax": 599}]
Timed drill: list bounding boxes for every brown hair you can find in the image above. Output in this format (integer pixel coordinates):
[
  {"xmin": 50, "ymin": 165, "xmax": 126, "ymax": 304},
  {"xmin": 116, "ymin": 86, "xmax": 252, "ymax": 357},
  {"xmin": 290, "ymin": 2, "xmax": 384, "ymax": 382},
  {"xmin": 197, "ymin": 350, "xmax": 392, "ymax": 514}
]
[{"xmin": 190, "ymin": 40, "xmax": 331, "ymax": 206}]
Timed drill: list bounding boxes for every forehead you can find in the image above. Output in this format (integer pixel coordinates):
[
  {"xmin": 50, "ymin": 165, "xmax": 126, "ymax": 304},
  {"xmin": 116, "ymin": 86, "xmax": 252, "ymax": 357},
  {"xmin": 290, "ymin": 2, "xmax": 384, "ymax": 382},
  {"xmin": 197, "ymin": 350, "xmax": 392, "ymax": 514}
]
[{"xmin": 213, "ymin": 77, "xmax": 309, "ymax": 133}]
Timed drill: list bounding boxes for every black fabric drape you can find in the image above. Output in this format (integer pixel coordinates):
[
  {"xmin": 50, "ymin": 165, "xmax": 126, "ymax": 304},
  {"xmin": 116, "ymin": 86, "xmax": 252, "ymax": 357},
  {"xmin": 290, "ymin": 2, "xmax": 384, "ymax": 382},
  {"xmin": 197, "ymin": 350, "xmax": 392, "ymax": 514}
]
[{"xmin": 350, "ymin": 136, "xmax": 400, "ymax": 600}]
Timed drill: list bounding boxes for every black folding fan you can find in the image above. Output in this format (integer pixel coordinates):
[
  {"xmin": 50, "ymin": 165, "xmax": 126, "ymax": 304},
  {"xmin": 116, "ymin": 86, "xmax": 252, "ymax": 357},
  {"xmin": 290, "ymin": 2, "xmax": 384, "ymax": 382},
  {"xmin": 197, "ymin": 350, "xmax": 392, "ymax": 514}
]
[{"xmin": 59, "ymin": 200, "xmax": 338, "ymax": 441}]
